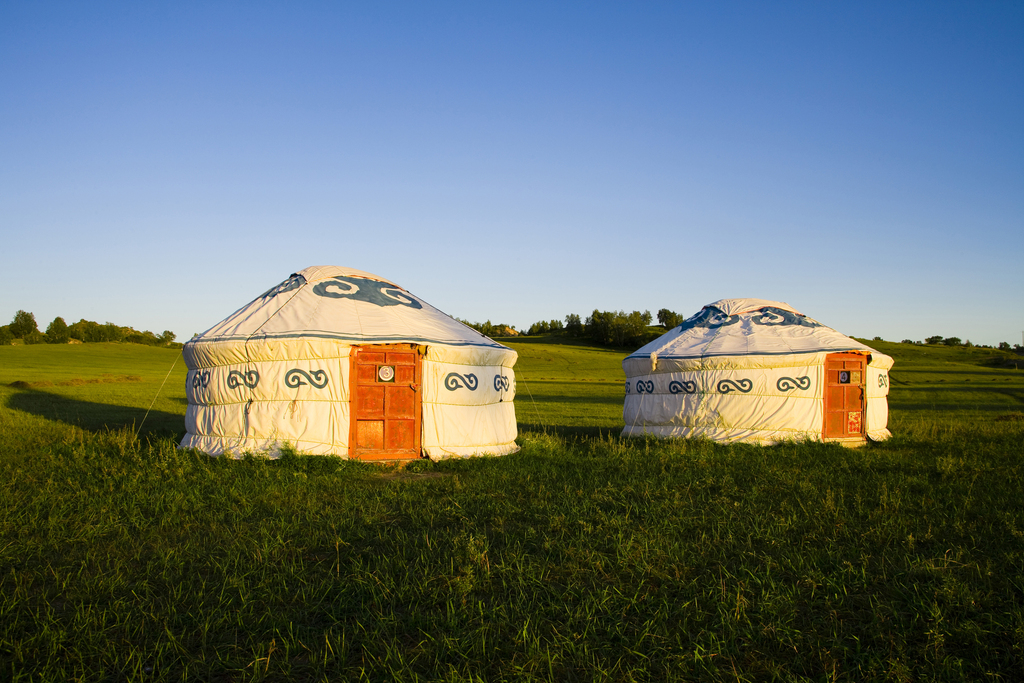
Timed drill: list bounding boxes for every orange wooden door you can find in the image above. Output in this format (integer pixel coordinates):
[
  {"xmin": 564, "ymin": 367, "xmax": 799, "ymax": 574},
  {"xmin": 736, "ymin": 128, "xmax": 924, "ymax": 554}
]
[
  {"xmin": 823, "ymin": 353, "xmax": 866, "ymax": 439},
  {"xmin": 350, "ymin": 344, "xmax": 421, "ymax": 460}
]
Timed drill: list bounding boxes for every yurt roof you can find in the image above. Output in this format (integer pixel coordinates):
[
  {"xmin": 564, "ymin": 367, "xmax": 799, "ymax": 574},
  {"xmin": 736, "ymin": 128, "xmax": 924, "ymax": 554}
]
[
  {"xmin": 190, "ymin": 266, "xmax": 507, "ymax": 349},
  {"xmin": 626, "ymin": 298, "xmax": 881, "ymax": 361}
]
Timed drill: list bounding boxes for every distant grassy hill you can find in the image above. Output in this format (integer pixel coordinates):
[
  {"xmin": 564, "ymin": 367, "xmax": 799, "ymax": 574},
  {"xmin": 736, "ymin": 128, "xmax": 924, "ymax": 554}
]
[
  {"xmin": 851, "ymin": 338, "xmax": 1024, "ymax": 428},
  {"xmin": 0, "ymin": 342, "xmax": 187, "ymax": 435},
  {"xmin": 503, "ymin": 335, "xmax": 628, "ymax": 435}
]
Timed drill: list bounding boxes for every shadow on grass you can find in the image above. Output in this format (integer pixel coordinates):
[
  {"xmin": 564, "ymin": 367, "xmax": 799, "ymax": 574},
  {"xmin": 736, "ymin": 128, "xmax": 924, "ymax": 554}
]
[
  {"xmin": 5, "ymin": 388, "xmax": 184, "ymax": 437},
  {"xmin": 518, "ymin": 423, "xmax": 623, "ymax": 440},
  {"xmin": 519, "ymin": 393, "xmax": 624, "ymax": 405}
]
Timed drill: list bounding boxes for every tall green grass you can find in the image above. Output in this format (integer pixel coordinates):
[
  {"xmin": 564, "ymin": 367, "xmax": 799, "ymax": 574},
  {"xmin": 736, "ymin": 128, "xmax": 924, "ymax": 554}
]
[{"xmin": 1, "ymin": 340, "xmax": 1022, "ymax": 681}]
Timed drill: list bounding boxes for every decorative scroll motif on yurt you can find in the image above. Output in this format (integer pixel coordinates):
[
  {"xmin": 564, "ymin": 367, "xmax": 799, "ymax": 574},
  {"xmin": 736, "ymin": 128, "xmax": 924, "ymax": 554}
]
[
  {"xmin": 776, "ymin": 376, "xmax": 811, "ymax": 392},
  {"xmin": 717, "ymin": 379, "xmax": 753, "ymax": 394},
  {"xmin": 444, "ymin": 372, "xmax": 478, "ymax": 391},
  {"xmin": 256, "ymin": 275, "xmax": 304, "ymax": 300},
  {"xmin": 312, "ymin": 275, "xmax": 423, "ymax": 309},
  {"xmin": 674, "ymin": 305, "xmax": 823, "ymax": 335},
  {"xmin": 669, "ymin": 380, "xmax": 698, "ymax": 394},
  {"xmin": 285, "ymin": 369, "xmax": 329, "ymax": 389},
  {"xmin": 227, "ymin": 370, "xmax": 260, "ymax": 389}
]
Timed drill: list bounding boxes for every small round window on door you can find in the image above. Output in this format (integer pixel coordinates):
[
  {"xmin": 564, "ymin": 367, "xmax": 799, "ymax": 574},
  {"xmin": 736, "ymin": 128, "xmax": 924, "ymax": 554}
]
[{"xmin": 378, "ymin": 365, "xmax": 395, "ymax": 383}]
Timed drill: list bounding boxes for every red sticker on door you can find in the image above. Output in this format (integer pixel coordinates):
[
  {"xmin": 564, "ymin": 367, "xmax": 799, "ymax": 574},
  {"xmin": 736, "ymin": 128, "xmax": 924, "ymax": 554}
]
[{"xmin": 848, "ymin": 411, "xmax": 862, "ymax": 434}]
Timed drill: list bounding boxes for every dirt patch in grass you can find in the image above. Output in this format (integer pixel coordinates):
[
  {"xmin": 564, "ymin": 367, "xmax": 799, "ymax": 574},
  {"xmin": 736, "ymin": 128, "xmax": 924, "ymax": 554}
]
[{"xmin": 995, "ymin": 412, "xmax": 1024, "ymax": 422}]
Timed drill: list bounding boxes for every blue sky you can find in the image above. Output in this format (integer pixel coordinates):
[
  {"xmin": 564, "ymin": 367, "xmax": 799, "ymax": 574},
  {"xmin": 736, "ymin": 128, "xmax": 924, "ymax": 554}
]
[{"xmin": 2, "ymin": 2, "xmax": 1021, "ymax": 346}]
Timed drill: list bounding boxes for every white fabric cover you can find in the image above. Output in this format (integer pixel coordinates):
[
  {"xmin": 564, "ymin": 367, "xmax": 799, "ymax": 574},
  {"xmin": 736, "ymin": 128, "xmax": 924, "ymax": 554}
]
[
  {"xmin": 180, "ymin": 266, "xmax": 518, "ymax": 459},
  {"xmin": 622, "ymin": 299, "xmax": 893, "ymax": 444}
]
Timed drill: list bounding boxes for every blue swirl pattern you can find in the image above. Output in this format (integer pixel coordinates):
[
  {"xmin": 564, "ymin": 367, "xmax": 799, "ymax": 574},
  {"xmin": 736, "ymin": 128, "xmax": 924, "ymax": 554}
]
[
  {"xmin": 717, "ymin": 378, "xmax": 753, "ymax": 394},
  {"xmin": 256, "ymin": 275, "xmax": 305, "ymax": 301},
  {"xmin": 445, "ymin": 372, "xmax": 478, "ymax": 391},
  {"xmin": 493, "ymin": 375, "xmax": 510, "ymax": 391},
  {"xmin": 674, "ymin": 305, "xmax": 821, "ymax": 333},
  {"xmin": 669, "ymin": 380, "xmax": 697, "ymax": 394},
  {"xmin": 190, "ymin": 370, "xmax": 210, "ymax": 390},
  {"xmin": 311, "ymin": 275, "xmax": 423, "ymax": 309},
  {"xmin": 676, "ymin": 307, "xmax": 741, "ymax": 333},
  {"xmin": 285, "ymin": 369, "xmax": 329, "ymax": 389},
  {"xmin": 751, "ymin": 307, "xmax": 821, "ymax": 328},
  {"xmin": 878, "ymin": 374, "xmax": 888, "ymax": 388},
  {"xmin": 776, "ymin": 376, "xmax": 811, "ymax": 391},
  {"xmin": 227, "ymin": 370, "xmax": 260, "ymax": 389},
  {"xmin": 635, "ymin": 380, "xmax": 655, "ymax": 394}
]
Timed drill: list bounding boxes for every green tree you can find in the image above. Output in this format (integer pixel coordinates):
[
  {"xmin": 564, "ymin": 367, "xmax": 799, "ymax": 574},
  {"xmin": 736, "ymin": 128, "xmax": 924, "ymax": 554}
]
[
  {"xmin": 527, "ymin": 320, "xmax": 549, "ymax": 335},
  {"xmin": 942, "ymin": 337, "xmax": 962, "ymax": 346},
  {"xmin": 45, "ymin": 317, "xmax": 70, "ymax": 344},
  {"xmin": 925, "ymin": 335, "xmax": 944, "ymax": 345},
  {"xmin": 0, "ymin": 325, "xmax": 12, "ymax": 346},
  {"xmin": 23, "ymin": 329, "xmax": 45, "ymax": 345},
  {"xmin": 159, "ymin": 330, "xmax": 176, "ymax": 344},
  {"xmin": 100, "ymin": 322, "xmax": 126, "ymax": 342},
  {"xmin": 68, "ymin": 319, "xmax": 108, "ymax": 342},
  {"xmin": 564, "ymin": 313, "xmax": 583, "ymax": 336},
  {"xmin": 9, "ymin": 310, "xmax": 38, "ymax": 338},
  {"xmin": 585, "ymin": 310, "xmax": 654, "ymax": 347},
  {"xmin": 657, "ymin": 308, "xmax": 684, "ymax": 329}
]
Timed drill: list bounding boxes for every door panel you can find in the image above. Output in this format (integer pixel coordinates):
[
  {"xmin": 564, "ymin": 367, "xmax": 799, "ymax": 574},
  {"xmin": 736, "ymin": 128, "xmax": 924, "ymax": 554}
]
[
  {"xmin": 356, "ymin": 421, "xmax": 384, "ymax": 450},
  {"xmin": 350, "ymin": 344, "xmax": 422, "ymax": 459},
  {"xmin": 385, "ymin": 419, "xmax": 416, "ymax": 450},
  {"xmin": 823, "ymin": 353, "xmax": 866, "ymax": 440},
  {"xmin": 355, "ymin": 386, "xmax": 385, "ymax": 417},
  {"xmin": 385, "ymin": 385, "xmax": 417, "ymax": 419},
  {"xmin": 356, "ymin": 364, "xmax": 379, "ymax": 383},
  {"xmin": 825, "ymin": 411, "xmax": 846, "ymax": 436}
]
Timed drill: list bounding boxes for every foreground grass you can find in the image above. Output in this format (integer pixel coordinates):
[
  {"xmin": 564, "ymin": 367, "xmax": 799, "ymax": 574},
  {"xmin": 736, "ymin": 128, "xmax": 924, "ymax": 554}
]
[
  {"xmin": 2, "ymin": 420, "xmax": 1022, "ymax": 681},
  {"xmin": 1, "ymin": 340, "xmax": 1023, "ymax": 680}
]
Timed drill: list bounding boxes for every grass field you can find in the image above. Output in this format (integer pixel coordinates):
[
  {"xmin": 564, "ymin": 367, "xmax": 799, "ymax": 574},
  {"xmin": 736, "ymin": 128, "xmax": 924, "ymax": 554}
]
[{"xmin": 1, "ymin": 339, "xmax": 1022, "ymax": 681}]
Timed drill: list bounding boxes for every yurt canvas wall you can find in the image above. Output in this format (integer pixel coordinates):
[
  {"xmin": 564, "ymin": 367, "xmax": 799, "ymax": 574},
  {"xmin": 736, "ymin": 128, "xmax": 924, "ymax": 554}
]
[
  {"xmin": 181, "ymin": 266, "xmax": 518, "ymax": 459},
  {"xmin": 622, "ymin": 299, "xmax": 893, "ymax": 445}
]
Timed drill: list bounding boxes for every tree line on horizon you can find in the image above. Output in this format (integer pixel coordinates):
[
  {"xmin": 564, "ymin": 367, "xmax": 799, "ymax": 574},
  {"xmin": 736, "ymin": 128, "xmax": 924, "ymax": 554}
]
[
  {"xmin": 0, "ymin": 310, "xmax": 176, "ymax": 347},
  {"xmin": 462, "ymin": 308, "xmax": 687, "ymax": 349},
  {"xmin": 5, "ymin": 307, "xmax": 1019, "ymax": 353},
  {"xmin": 463, "ymin": 309, "xmax": 1023, "ymax": 352}
]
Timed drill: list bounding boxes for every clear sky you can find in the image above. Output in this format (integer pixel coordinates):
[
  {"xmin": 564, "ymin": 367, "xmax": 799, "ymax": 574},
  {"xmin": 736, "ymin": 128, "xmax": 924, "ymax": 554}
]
[{"xmin": 2, "ymin": 2, "xmax": 1021, "ymax": 346}]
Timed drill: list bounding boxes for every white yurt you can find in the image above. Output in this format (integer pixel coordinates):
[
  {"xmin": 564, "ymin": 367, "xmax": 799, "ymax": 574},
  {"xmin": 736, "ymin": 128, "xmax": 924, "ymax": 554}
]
[
  {"xmin": 180, "ymin": 266, "xmax": 518, "ymax": 459},
  {"xmin": 622, "ymin": 299, "xmax": 893, "ymax": 445}
]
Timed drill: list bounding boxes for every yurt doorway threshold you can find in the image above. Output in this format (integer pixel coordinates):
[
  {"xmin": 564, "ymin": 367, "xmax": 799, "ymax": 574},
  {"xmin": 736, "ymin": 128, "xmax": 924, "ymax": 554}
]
[
  {"xmin": 350, "ymin": 344, "xmax": 422, "ymax": 460},
  {"xmin": 823, "ymin": 352, "xmax": 866, "ymax": 444}
]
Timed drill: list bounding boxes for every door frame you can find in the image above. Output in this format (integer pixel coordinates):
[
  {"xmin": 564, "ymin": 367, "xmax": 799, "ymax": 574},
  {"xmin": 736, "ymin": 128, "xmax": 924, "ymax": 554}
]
[
  {"xmin": 349, "ymin": 343, "xmax": 423, "ymax": 460},
  {"xmin": 822, "ymin": 352, "xmax": 867, "ymax": 443}
]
